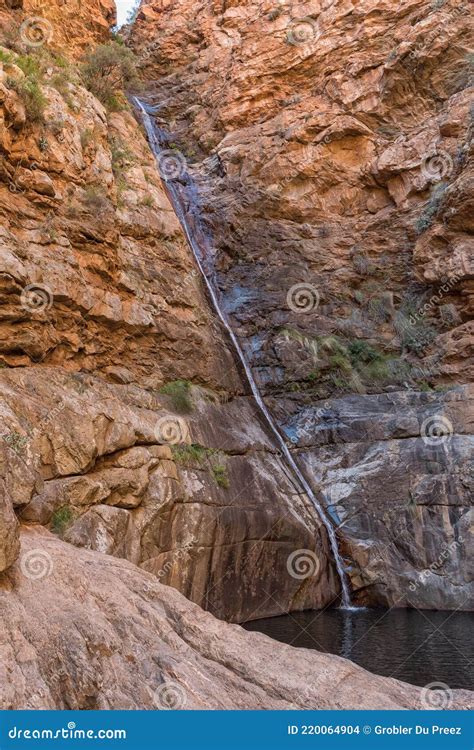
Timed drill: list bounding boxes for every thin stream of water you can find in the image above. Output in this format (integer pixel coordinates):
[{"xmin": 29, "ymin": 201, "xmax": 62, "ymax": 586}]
[{"xmin": 135, "ymin": 98, "xmax": 352, "ymax": 608}]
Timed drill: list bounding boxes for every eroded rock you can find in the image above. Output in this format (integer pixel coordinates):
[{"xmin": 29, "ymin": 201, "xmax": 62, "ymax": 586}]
[{"xmin": 1, "ymin": 527, "xmax": 471, "ymax": 710}]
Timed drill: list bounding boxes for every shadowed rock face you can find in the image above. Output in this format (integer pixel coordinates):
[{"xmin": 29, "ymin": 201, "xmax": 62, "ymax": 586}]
[
  {"xmin": 1, "ymin": 527, "xmax": 472, "ymax": 710},
  {"xmin": 129, "ymin": 0, "xmax": 473, "ymax": 608},
  {"xmin": 0, "ymin": 367, "xmax": 338, "ymax": 621},
  {"xmin": 281, "ymin": 387, "xmax": 473, "ymax": 607}
]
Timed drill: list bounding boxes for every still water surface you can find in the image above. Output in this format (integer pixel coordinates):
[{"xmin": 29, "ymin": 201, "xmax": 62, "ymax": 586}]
[{"xmin": 244, "ymin": 608, "xmax": 473, "ymax": 689}]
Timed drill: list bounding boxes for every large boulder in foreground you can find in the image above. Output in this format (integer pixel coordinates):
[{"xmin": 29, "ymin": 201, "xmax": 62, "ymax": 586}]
[{"xmin": 0, "ymin": 527, "xmax": 472, "ymax": 710}]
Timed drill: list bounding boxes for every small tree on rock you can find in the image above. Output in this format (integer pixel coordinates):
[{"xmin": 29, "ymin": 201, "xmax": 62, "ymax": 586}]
[{"xmin": 81, "ymin": 41, "xmax": 139, "ymax": 108}]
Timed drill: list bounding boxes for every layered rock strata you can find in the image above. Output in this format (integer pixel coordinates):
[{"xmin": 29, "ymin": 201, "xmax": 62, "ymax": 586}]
[
  {"xmin": 130, "ymin": 0, "xmax": 473, "ymax": 607},
  {"xmin": 0, "ymin": 8, "xmax": 338, "ymax": 620}
]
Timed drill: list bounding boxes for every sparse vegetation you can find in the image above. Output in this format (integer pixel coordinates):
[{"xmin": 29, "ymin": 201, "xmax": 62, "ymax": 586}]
[
  {"xmin": 348, "ymin": 340, "xmax": 383, "ymax": 366},
  {"xmin": 394, "ymin": 296, "xmax": 438, "ymax": 354},
  {"xmin": 109, "ymin": 135, "xmax": 135, "ymax": 177},
  {"xmin": 171, "ymin": 443, "xmax": 230, "ymax": 490},
  {"xmin": 2, "ymin": 53, "xmax": 47, "ymax": 123},
  {"xmin": 17, "ymin": 77, "xmax": 47, "ymax": 122},
  {"xmin": 415, "ymin": 183, "xmax": 448, "ymax": 234},
  {"xmin": 51, "ymin": 506, "xmax": 74, "ymax": 536},
  {"xmin": 140, "ymin": 194, "xmax": 155, "ymax": 208},
  {"xmin": 48, "ymin": 118, "xmax": 65, "ymax": 137},
  {"xmin": 83, "ymin": 185, "xmax": 110, "ymax": 211},
  {"xmin": 212, "ymin": 464, "xmax": 230, "ymax": 489},
  {"xmin": 172, "ymin": 443, "xmax": 209, "ymax": 465},
  {"xmin": 80, "ymin": 128, "xmax": 95, "ymax": 150},
  {"xmin": 81, "ymin": 41, "xmax": 139, "ymax": 109},
  {"xmin": 160, "ymin": 380, "xmax": 193, "ymax": 414},
  {"xmin": 0, "ymin": 49, "xmax": 14, "ymax": 65},
  {"xmin": 0, "ymin": 21, "xmax": 22, "ymax": 52},
  {"xmin": 3, "ymin": 430, "xmax": 28, "ymax": 455},
  {"xmin": 14, "ymin": 53, "xmax": 43, "ymax": 78},
  {"xmin": 352, "ymin": 250, "xmax": 376, "ymax": 276},
  {"xmin": 399, "ymin": 318, "xmax": 437, "ymax": 353},
  {"xmin": 329, "ymin": 350, "xmax": 352, "ymax": 374},
  {"xmin": 50, "ymin": 70, "xmax": 75, "ymax": 108}
]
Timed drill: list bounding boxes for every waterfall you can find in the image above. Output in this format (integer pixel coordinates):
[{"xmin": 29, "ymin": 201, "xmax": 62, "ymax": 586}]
[{"xmin": 135, "ymin": 98, "xmax": 352, "ymax": 609}]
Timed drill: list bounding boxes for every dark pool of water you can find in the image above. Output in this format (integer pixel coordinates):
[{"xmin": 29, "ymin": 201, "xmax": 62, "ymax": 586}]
[{"xmin": 243, "ymin": 608, "xmax": 473, "ymax": 690}]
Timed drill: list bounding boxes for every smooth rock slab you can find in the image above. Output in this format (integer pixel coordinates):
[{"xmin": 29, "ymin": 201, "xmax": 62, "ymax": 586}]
[{"xmin": 1, "ymin": 527, "xmax": 471, "ymax": 710}]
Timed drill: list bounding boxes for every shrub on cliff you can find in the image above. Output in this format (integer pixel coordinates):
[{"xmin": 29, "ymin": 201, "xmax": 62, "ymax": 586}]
[
  {"xmin": 6, "ymin": 54, "xmax": 47, "ymax": 123},
  {"xmin": 81, "ymin": 41, "xmax": 139, "ymax": 109},
  {"xmin": 160, "ymin": 380, "xmax": 193, "ymax": 413}
]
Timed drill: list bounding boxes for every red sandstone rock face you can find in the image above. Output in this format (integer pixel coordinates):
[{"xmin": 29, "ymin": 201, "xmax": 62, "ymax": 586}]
[
  {"xmin": 0, "ymin": 20, "xmax": 337, "ymax": 621},
  {"xmin": 130, "ymin": 0, "xmax": 473, "ymax": 607},
  {"xmin": 0, "ymin": 0, "xmax": 472, "ymax": 712},
  {"xmin": 131, "ymin": 0, "xmax": 473, "ymax": 391},
  {"xmin": 0, "ymin": 0, "xmax": 116, "ymax": 58},
  {"xmin": 0, "ymin": 47, "xmax": 237, "ymax": 389},
  {"xmin": 0, "ymin": 367, "xmax": 338, "ymax": 620}
]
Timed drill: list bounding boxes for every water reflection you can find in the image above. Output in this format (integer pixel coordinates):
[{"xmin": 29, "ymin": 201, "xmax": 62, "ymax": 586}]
[{"xmin": 244, "ymin": 608, "xmax": 473, "ymax": 689}]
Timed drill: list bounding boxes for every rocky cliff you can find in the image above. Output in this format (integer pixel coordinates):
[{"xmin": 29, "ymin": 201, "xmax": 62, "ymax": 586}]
[
  {"xmin": 0, "ymin": 0, "xmax": 339, "ymax": 628},
  {"xmin": 0, "ymin": 0, "xmax": 472, "ymax": 711},
  {"xmin": 130, "ymin": 0, "xmax": 473, "ymax": 608}
]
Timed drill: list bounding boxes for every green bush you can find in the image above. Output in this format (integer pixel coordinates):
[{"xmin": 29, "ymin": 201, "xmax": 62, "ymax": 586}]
[
  {"xmin": 18, "ymin": 77, "xmax": 47, "ymax": 122},
  {"xmin": 172, "ymin": 444, "xmax": 208, "ymax": 465},
  {"xmin": 171, "ymin": 444, "xmax": 230, "ymax": 489},
  {"xmin": 51, "ymin": 506, "xmax": 74, "ymax": 536},
  {"xmin": 15, "ymin": 54, "xmax": 43, "ymax": 78},
  {"xmin": 4, "ymin": 54, "xmax": 47, "ymax": 123},
  {"xmin": 212, "ymin": 464, "xmax": 230, "ymax": 489},
  {"xmin": 0, "ymin": 49, "xmax": 14, "ymax": 65},
  {"xmin": 81, "ymin": 41, "xmax": 139, "ymax": 108},
  {"xmin": 160, "ymin": 380, "xmax": 193, "ymax": 413},
  {"xmin": 348, "ymin": 340, "xmax": 383, "ymax": 365}
]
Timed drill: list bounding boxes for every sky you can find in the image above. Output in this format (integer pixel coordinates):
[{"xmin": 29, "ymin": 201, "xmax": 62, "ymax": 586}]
[{"xmin": 115, "ymin": 0, "xmax": 138, "ymax": 28}]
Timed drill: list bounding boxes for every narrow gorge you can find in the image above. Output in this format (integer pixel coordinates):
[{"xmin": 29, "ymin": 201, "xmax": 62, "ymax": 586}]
[{"xmin": 0, "ymin": 0, "xmax": 472, "ymax": 710}]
